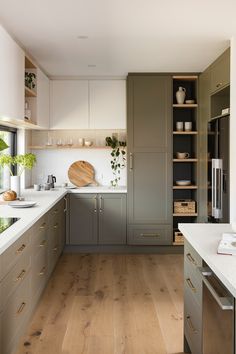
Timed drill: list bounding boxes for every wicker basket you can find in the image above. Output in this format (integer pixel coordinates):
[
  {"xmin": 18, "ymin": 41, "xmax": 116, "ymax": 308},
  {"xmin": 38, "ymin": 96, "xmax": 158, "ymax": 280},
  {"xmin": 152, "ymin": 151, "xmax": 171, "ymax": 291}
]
[
  {"xmin": 174, "ymin": 199, "xmax": 196, "ymax": 214},
  {"xmin": 174, "ymin": 231, "xmax": 184, "ymax": 243}
]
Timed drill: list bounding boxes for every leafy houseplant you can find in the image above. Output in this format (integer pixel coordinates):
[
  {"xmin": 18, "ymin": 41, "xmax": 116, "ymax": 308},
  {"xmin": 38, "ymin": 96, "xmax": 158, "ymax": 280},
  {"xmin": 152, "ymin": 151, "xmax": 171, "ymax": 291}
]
[
  {"xmin": 25, "ymin": 72, "xmax": 36, "ymax": 90},
  {"xmin": 0, "ymin": 138, "xmax": 8, "ymax": 152},
  {"xmin": 105, "ymin": 136, "xmax": 126, "ymax": 187}
]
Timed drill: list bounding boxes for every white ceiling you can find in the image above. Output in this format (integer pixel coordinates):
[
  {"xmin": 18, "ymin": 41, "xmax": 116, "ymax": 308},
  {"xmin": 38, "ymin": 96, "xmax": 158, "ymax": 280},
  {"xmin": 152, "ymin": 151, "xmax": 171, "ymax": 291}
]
[{"xmin": 0, "ymin": 0, "xmax": 235, "ymax": 76}]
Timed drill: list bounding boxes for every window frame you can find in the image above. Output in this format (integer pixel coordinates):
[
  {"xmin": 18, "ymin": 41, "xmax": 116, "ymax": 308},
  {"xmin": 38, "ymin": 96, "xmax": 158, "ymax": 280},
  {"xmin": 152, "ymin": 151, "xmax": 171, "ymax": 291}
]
[{"xmin": 0, "ymin": 125, "xmax": 17, "ymax": 191}]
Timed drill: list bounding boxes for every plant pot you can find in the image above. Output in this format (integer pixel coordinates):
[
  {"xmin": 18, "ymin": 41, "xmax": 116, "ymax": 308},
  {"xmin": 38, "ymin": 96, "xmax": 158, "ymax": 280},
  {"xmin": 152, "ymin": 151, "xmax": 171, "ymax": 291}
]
[{"xmin": 10, "ymin": 176, "xmax": 21, "ymax": 197}]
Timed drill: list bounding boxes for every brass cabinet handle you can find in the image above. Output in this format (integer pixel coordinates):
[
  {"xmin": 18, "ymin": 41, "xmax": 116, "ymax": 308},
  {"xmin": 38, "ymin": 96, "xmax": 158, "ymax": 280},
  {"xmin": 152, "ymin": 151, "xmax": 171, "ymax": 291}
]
[
  {"xmin": 99, "ymin": 196, "xmax": 103, "ymax": 213},
  {"xmin": 64, "ymin": 196, "xmax": 67, "ymax": 212},
  {"xmin": 15, "ymin": 269, "xmax": 26, "ymax": 282},
  {"xmin": 39, "ymin": 222, "xmax": 46, "ymax": 230},
  {"xmin": 186, "ymin": 278, "xmax": 196, "ymax": 292},
  {"xmin": 140, "ymin": 233, "xmax": 160, "ymax": 237},
  {"xmin": 94, "ymin": 196, "xmax": 97, "ymax": 213},
  {"xmin": 186, "ymin": 253, "xmax": 197, "ymax": 265},
  {"xmin": 53, "ymin": 247, "xmax": 58, "ymax": 252},
  {"xmin": 130, "ymin": 153, "xmax": 133, "ymax": 171},
  {"xmin": 16, "ymin": 244, "xmax": 26, "ymax": 254},
  {"xmin": 39, "ymin": 239, "xmax": 47, "ymax": 247},
  {"xmin": 39, "ymin": 266, "xmax": 46, "ymax": 276},
  {"xmin": 53, "ymin": 223, "xmax": 58, "ymax": 229},
  {"xmin": 53, "ymin": 209, "xmax": 58, "ymax": 214},
  {"xmin": 186, "ymin": 315, "xmax": 197, "ymax": 334},
  {"xmin": 17, "ymin": 302, "xmax": 26, "ymax": 315},
  {"xmin": 216, "ymin": 82, "xmax": 223, "ymax": 88}
]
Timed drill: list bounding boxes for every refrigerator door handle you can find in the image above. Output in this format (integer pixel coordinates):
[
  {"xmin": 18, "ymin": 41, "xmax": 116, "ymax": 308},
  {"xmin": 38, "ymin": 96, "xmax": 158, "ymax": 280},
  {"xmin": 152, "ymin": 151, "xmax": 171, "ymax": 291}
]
[{"xmin": 212, "ymin": 159, "xmax": 223, "ymax": 219}]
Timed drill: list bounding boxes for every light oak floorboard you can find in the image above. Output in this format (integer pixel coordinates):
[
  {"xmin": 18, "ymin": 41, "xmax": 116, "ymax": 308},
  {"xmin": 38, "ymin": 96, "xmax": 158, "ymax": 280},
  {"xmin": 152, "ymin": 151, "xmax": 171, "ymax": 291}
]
[{"xmin": 15, "ymin": 254, "xmax": 185, "ymax": 354}]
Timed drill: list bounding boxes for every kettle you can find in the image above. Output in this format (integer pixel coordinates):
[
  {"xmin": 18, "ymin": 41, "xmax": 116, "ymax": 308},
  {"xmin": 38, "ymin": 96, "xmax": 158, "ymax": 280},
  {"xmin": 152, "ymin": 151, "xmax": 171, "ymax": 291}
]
[{"xmin": 47, "ymin": 175, "xmax": 56, "ymax": 188}]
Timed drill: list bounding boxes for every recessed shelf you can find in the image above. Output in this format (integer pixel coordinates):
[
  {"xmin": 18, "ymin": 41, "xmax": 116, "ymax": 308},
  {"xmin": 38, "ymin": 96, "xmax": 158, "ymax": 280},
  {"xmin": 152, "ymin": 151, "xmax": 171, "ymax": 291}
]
[
  {"xmin": 173, "ymin": 104, "xmax": 198, "ymax": 108},
  {"xmin": 173, "ymin": 131, "xmax": 198, "ymax": 135},
  {"xmin": 173, "ymin": 159, "xmax": 198, "ymax": 162},
  {"xmin": 29, "ymin": 145, "xmax": 112, "ymax": 150},
  {"xmin": 172, "ymin": 75, "xmax": 198, "ymax": 81},
  {"xmin": 173, "ymin": 185, "xmax": 198, "ymax": 190},
  {"xmin": 173, "ymin": 213, "xmax": 198, "ymax": 217},
  {"xmin": 25, "ymin": 86, "xmax": 37, "ymax": 97}
]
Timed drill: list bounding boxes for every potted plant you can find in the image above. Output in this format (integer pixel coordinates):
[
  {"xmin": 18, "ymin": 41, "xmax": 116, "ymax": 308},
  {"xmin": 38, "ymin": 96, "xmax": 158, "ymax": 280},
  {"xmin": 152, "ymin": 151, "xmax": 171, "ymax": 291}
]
[
  {"xmin": 105, "ymin": 136, "xmax": 126, "ymax": 187},
  {"xmin": 25, "ymin": 72, "xmax": 36, "ymax": 90},
  {"xmin": 0, "ymin": 153, "xmax": 36, "ymax": 196}
]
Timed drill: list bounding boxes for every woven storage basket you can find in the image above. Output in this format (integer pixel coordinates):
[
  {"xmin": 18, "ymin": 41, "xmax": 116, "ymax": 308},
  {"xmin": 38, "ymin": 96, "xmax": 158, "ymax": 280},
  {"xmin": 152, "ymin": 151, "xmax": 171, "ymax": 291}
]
[
  {"xmin": 174, "ymin": 199, "xmax": 196, "ymax": 214},
  {"xmin": 174, "ymin": 231, "xmax": 184, "ymax": 243}
]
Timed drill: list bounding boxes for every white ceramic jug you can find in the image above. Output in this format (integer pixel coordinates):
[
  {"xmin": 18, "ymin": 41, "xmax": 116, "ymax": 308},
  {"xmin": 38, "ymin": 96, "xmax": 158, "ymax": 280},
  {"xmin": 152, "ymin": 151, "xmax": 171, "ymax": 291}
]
[{"xmin": 176, "ymin": 87, "xmax": 186, "ymax": 104}]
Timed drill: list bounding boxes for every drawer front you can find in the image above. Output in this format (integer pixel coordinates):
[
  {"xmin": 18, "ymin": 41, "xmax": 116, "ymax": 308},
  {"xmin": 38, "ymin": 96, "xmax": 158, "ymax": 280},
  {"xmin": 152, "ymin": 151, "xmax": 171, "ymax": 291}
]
[
  {"xmin": 1, "ymin": 250, "xmax": 31, "ymax": 310},
  {"xmin": 2, "ymin": 231, "xmax": 31, "ymax": 279},
  {"xmin": 31, "ymin": 226, "xmax": 48, "ymax": 257},
  {"xmin": 1, "ymin": 273, "xmax": 31, "ymax": 354},
  {"xmin": 184, "ymin": 240, "xmax": 202, "ymax": 272},
  {"xmin": 184, "ymin": 286, "xmax": 202, "ymax": 354},
  {"xmin": 48, "ymin": 230, "xmax": 60, "ymax": 275},
  {"xmin": 128, "ymin": 225, "xmax": 172, "ymax": 245},
  {"xmin": 49, "ymin": 199, "xmax": 64, "ymax": 221},
  {"xmin": 184, "ymin": 263, "xmax": 202, "ymax": 307},
  {"xmin": 31, "ymin": 247, "xmax": 47, "ymax": 299}
]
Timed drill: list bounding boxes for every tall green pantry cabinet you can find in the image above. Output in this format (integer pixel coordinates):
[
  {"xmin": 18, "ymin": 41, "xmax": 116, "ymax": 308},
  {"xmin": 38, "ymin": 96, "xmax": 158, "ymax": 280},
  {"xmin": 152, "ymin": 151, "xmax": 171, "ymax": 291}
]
[{"xmin": 127, "ymin": 75, "xmax": 172, "ymax": 245}]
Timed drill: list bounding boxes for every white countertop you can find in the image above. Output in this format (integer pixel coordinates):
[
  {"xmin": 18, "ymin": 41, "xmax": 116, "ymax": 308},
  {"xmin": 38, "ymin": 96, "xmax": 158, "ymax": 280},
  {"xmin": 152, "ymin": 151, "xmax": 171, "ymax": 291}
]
[
  {"xmin": 0, "ymin": 186, "xmax": 127, "ymax": 255},
  {"xmin": 179, "ymin": 223, "xmax": 236, "ymax": 298}
]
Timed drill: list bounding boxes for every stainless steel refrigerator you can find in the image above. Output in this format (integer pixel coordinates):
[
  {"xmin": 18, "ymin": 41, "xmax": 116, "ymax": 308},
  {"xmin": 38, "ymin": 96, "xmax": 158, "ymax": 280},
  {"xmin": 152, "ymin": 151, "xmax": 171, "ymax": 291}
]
[{"xmin": 208, "ymin": 114, "xmax": 229, "ymax": 223}]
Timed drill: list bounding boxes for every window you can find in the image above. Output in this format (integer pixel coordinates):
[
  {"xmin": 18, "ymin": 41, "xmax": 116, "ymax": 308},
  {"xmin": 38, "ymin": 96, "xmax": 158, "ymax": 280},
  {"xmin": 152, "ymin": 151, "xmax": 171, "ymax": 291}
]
[{"xmin": 0, "ymin": 126, "xmax": 17, "ymax": 192}]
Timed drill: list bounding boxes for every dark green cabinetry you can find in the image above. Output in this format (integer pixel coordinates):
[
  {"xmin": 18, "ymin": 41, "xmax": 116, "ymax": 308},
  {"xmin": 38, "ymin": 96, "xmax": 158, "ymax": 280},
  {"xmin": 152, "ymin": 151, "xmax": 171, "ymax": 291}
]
[
  {"xmin": 210, "ymin": 48, "xmax": 230, "ymax": 94},
  {"xmin": 127, "ymin": 75, "xmax": 172, "ymax": 245},
  {"xmin": 69, "ymin": 193, "xmax": 127, "ymax": 245}
]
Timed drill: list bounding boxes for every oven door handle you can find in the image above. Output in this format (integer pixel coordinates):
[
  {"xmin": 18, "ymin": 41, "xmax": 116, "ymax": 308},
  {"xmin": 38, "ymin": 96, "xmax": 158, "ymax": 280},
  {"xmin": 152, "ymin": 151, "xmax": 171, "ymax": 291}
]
[{"xmin": 198, "ymin": 267, "xmax": 234, "ymax": 310}]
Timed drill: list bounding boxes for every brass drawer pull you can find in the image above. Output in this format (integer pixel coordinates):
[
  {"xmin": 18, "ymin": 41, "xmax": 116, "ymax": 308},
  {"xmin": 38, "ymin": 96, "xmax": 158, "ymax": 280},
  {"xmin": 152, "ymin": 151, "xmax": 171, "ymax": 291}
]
[
  {"xmin": 186, "ymin": 253, "xmax": 197, "ymax": 265},
  {"xmin": 16, "ymin": 244, "xmax": 26, "ymax": 254},
  {"xmin": 53, "ymin": 223, "xmax": 58, "ymax": 229},
  {"xmin": 39, "ymin": 222, "xmax": 46, "ymax": 230},
  {"xmin": 39, "ymin": 266, "xmax": 46, "ymax": 276},
  {"xmin": 40, "ymin": 239, "xmax": 47, "ymax": 247},
  {"xmin": 53, "ymin": 209, "xmax": 58, "ymax": 214},
  {"xmin": 53, "ymin": 247, "xmax": 58, "ymax": 252},
  {"xmin": 186, "ymin": 315, "xmax": 197, "ymax": 334},
  {"xmin": 15, "ymin": 269, "xmax": 26, "ymax": 282},
  {"xmin": 186, "ymin": 278, "xmax": 196, "ymax": 292},
  {"xmin": 216, "ymin": 82, "xmax": 223, "ymax": 88},
  {"xmin": 140, "ymin": 233, "xmax": 160, "ymax": 237},
  {"xmin": 17, "ymin": 302, "xmax": 26, "ymax": 315}
]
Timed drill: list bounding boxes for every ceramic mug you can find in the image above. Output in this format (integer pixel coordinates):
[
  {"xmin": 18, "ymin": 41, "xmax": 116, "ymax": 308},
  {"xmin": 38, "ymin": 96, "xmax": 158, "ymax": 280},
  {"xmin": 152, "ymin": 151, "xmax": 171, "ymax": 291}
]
[
  {"xmin": 184, "ymin": 122, "xmax": 192, "ymax": 131},
  {"xmin": 176, "ymin": 122, "xmax": 184, "ymax": 131},
  {"xmin": 176, "ymin": 152, "xmax": 190, "ymax": 159}
]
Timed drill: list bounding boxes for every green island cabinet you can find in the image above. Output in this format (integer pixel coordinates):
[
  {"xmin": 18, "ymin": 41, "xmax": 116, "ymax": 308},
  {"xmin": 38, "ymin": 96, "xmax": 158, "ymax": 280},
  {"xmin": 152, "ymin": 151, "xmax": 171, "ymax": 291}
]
[
  {"xmin": 69, "ymin": 193, "xmax": 127, "ymax": 245},
  {"xmin": 127, "ymin": 75, "xmax": 172, "ymax": 245},
  {"xmin": 0, "ymin": 197, "xmax": 67, "ymax": 354}
]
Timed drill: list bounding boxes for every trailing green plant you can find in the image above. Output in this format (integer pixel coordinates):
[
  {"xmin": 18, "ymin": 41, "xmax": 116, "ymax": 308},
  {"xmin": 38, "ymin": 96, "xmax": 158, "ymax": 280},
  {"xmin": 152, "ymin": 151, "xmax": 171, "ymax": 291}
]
[
  {"xmin": 0, "ymin": 153, "xmax": 36, "ymax": 176},
  {"xmin": 105, "ymin": 136, "xmax": 126, "ymax": 187},
  {"xmin": 0, "ymin": 138, "xmax": 8, "ymax": 152},
  {"xmin": 25, "ymin": 72, "xmax": 36, "ymax": 90}
]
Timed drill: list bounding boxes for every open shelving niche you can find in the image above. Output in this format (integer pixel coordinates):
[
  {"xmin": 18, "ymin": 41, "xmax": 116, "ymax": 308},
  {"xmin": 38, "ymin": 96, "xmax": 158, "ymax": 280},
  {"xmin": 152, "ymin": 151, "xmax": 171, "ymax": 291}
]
[
  {"xmin": 172, "ymin": 75, "xmax": 199, "ymax": 246},
  {"xmin": 24, "ymin": 56, "xmax": 38, "ymax": 127}
]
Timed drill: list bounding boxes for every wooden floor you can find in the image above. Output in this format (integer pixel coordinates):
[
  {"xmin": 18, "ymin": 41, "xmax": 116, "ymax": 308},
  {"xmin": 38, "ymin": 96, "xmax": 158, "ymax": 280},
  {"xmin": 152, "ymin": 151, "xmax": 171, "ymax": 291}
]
[{"xmin": 16, "ymin": 254, "xmax": 184, "ymax": 354}]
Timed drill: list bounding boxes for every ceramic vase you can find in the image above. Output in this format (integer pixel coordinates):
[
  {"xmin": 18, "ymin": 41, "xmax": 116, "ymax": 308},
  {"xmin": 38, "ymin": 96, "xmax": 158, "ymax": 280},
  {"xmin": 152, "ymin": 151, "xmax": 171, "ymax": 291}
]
[
  {"xmin": 10, "ymin": 176, "xmax": 20, "ymax": 197},
  {"xmin": 176, "ymin": 86, "xmax": 186, "ymax": 104}
]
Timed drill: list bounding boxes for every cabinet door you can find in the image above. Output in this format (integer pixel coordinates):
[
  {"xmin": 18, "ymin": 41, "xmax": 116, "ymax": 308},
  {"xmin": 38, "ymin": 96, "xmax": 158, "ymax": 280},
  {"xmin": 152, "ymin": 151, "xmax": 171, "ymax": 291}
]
[
  {"xmin": 210, "ymin": 48, "xmax": 230, "ymax": 94},
  {"xmin": 69, "ymin": 194, "xmax": 98, "ymax": 245},
  {"xmin": 89, "ymin": 80, "xmax": 126, "ymax": 129},
  {"xmin": 37, "ymin": 68, "xmax": 50, "ymax": 128},
  {"xmin": 98, "ymin": 194, "xmax": 127, "ymax": 244},
  {"xmin": 0, "ymin": 25, "xmax": 24, "ymax": 122},
  {"xmin": 50, "ymin": 80, "xmax": 89, "ymax": 129}
]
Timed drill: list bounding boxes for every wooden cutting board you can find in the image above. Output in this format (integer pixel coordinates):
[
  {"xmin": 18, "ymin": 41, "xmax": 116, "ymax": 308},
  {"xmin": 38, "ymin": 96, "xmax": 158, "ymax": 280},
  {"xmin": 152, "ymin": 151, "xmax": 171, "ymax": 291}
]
[{"xmin": 68, "ymin": 161, "xmax": 98, "ymax": 187}]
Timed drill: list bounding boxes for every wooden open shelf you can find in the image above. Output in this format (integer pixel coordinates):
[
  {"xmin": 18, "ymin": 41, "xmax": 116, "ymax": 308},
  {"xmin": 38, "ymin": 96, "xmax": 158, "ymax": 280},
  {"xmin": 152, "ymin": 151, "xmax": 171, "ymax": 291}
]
[
  {"xmin": 173, "ymin": 213, "xmax": 198, "ymax": 217},
  {"xmin": 173, "ymin": 104, "xmax": 198, "ymax": 108},
  {"xmin": 173, "ymin": 159, "xmax": 198, "ymax": 162},
  {"xmin": 173, "ymin": 185, "xmax": 198, "ymax": 190},
  {"xmin": 25, "ymin": 86, "xmax": 37, "ymax": 97},
  {"xmin": 29, "ymin": 145, "xmax": 112, "ymax": 150},
  {"xmin": 25, "ymin": 56, "xmax": 37, "ymax": 69},
  {"xmin": 173, "ymin": 131, "xmax": 198, "ymax": 135},
  {"xmin": 172, "ymin": 75, "xmax": 198, "ymax": 81}
]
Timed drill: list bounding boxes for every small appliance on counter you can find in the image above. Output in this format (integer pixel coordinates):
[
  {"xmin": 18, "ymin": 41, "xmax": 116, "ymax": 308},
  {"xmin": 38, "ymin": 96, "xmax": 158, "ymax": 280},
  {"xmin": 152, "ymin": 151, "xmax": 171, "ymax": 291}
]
[{"xmin": 47, "ymin": 175, "xmax": 56, "ymax": 188}]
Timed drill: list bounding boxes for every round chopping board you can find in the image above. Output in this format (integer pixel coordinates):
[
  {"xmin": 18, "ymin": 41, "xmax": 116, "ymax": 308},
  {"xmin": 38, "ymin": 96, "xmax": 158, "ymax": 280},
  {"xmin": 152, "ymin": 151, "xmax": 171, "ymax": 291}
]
[{"xmin": 68, "ymin": 161, "xmax": 98, "ymax": 187}]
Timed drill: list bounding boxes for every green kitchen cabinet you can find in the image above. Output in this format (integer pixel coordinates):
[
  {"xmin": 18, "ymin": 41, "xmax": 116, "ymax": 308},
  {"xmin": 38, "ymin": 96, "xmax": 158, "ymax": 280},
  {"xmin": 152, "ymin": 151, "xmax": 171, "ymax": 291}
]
[
  {"xmin": 210, "ymin": 48, "xmax": 230, "ymax": 94},
  {"xmin": 69, "ymin": 193, "xmax": 127, "ymax": 245},
  {"xmin": 127, "ymin": 75, "xmax": 172, "ymax": 245}
]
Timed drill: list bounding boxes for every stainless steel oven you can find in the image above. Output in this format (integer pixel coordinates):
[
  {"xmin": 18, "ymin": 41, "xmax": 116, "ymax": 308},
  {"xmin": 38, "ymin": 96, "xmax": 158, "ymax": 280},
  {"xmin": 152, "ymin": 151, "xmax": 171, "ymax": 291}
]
[{"xmin": 200, "ymin": 267, "xmax": 234, "ymax": 354}]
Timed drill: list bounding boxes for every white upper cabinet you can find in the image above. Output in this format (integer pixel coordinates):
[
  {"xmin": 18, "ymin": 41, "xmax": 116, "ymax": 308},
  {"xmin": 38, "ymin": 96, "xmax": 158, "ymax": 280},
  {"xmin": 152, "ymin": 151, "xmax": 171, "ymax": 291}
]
[
  {"xmin": 37, "ymin": 68, "xmax": 50, "ymax": 129},
  {"xmin": 0, "ymin": 25, "xmax": 24, "ymax": 121},
  {"xmin": 89, "ymin": 80, "xmax": 126, "ymax": 129},
  {"xmin": 50, "ymin": 80, "xmax": 89, "ymax": 129}
]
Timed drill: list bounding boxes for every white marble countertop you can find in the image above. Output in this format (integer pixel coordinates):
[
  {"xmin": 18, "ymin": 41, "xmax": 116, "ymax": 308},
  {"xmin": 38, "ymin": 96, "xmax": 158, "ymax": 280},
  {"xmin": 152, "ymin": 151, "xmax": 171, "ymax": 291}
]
[
  {"xmin": 179, "ymin": 223, "xmax": 236, "ymax": 298},
  {"xmin": 0, "ymin": 186, "xmax": 127, "ymax": 255}
]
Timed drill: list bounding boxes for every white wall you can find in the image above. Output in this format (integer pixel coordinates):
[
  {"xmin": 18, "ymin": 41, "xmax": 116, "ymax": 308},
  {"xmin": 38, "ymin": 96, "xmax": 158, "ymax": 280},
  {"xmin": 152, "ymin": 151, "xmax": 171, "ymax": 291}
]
[
  {"xmin": 230, "ymin": 37, "xmax": 236, "ymax": 222},
  {"xmin": 31, "ymin": 149, "xmax": 127, "ymax": 187}
]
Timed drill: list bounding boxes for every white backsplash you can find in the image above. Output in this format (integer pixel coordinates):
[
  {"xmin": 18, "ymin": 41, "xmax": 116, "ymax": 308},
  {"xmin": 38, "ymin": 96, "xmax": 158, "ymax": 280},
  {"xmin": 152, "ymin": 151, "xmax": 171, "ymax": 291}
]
[{"xmin": 32, "ymin": 149, "xmax": 127, "ymax": 186}]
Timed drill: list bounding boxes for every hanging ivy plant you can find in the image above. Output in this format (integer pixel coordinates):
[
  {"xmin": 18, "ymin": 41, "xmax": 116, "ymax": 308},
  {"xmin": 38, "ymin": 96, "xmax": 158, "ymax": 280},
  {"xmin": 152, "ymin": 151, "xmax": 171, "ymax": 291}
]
[{"xmin": 105, "ymin": 136, "xmax": 126, "ymax": 187}]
